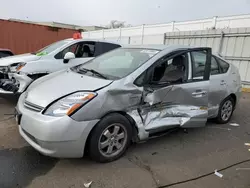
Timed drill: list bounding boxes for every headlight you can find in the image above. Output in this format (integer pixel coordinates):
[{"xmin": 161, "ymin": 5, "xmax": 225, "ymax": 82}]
[
  {"xmin": 44, "ymin": 92, "xmax": 97, "ymax": 117},
  {"xmin": 16, "ymin": 63, "xmax": 26, "ymax": 71}
]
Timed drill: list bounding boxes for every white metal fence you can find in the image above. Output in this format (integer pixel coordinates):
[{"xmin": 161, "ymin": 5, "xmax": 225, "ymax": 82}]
[
  {"xmin": 83, "ymin": 14, "xmax": 250, "ymax": 40},
  {"xmin": 82, "ymin": 14, "xmax": 250, "ymax": 85},
  {"xmin": 164, "ymin": 28, "xmax": 250, "ymax": 85}
]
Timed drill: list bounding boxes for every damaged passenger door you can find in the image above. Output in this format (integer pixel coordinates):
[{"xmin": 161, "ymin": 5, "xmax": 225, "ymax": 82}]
[{"xmin": 139, "ymin": 48, "xmax": 211, "ymax": 134}]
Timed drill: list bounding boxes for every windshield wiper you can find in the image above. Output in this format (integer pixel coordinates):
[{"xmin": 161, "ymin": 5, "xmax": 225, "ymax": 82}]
[{"xmin": 78, "ymin": 68, "xmax": 108, "ymax": 79}]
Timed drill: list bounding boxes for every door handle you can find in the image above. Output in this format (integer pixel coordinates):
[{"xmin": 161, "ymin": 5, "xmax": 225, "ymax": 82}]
[
  {"xmin": 220, "ymin": 80, "xmax": 226, "ymax": 85},
  {"xmin": 192, "ymin": 90, "xmax": 207, "ymax": 97}
]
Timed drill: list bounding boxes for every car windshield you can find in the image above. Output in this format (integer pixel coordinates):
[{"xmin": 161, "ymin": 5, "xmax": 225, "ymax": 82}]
[
  {"xmin": 74, "ymin": 48, "xmax": 159, "ymax": 80},
  {"xmin": 34, "ymin": 40, "xmax": 71, "ymax": 56}
]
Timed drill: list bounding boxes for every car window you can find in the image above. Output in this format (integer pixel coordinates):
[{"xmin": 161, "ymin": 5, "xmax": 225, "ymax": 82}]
[
  {"xmin": 35, "ymin": 40, "xmax": 71, "ymax": 56},
  {"xmin": 216, "ymin": 57, "xmax": 229, "ymax": 73},
  {"xmin": 211, "ymin": 56, "xmax": 220, "ymax": 75},
  {"xmin": 76, "ymin": 48, "xmax": 159, "ymax": 79},
  {"xmin": 191, "ymin": 51, "xmax": 206, "ymax": 77},
  {"xmin": 55, "ymin": 42, "xmax": 96, "ymax": 59},
  {"xmin": 149, "ymin": 53, "xmax": 188, "ymax": 85},
  {"xmin": 99, "ymin": 52, "xmax": 134, "ymax": 69},
  {"xmin": 94, "ymin": 42, "xmax": 121, "ymax": 56},
  {"xmin": 0, "ymin": 51, "xmax": 12, "ymax": 58}
]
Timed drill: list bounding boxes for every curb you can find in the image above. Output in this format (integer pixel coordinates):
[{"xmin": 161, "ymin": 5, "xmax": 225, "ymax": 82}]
[{"xmin": 242, "ymin": 88, "xmax": 250, "ymax": 93}]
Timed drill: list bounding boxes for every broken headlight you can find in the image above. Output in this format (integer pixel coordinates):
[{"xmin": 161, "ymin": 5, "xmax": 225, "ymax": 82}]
[
  {"xmin": 16, "ymin": 63, "xmax": 26, "ymax": 71},
  {"xmin": 8, "ymin": 62, "xmax": 26, "ymax": 72},
  {"xmin": 43, "ymin": 92, "xmax": 97, "ymax": 117}
]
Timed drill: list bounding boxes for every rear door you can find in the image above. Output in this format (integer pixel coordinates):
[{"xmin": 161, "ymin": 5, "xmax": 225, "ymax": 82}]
[
  {"xmin": 207, "ymin": 56, "xmax": 228, "ymax": 118},
  {"xmin": 138, "ymin": 48, "xmax": 211, "ymax": 134}
]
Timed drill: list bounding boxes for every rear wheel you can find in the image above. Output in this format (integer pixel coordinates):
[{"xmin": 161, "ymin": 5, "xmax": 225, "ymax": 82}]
[
  {"xmin": 88, "ymin": 113, "xmax": 132, "ymax": 163},
  {"xmin": 216, "ymin": 96, "xmax": 234, "ymax": 124}
]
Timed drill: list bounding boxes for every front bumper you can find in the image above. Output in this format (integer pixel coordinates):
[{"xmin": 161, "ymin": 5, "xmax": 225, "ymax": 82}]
[
  {"xmin": 17, "ymin": 93, "xmax": 99, "ymax": 158},
  {"xmin": 0, "ymin": 73, "xmax": 33, "ymax": 94}
]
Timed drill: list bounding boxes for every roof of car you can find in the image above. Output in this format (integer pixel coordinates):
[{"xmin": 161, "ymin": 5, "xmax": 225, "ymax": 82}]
[
  {"xmin": 63, "ymin": 39, "xmax": 205, "ymax": 51},
  {"xmin": 64, "ymin": 38, "xmax": 122, "ymax": 46},
  {"xmin": 121, "ymin": 44, "xmax": 197, "ymax": 51},
  {"xmin": 0, "ymin": 48, "xmax": 12, "ymax": 52}
]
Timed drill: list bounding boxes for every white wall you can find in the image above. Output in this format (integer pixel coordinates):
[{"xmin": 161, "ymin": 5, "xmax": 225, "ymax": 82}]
[
  {"xmin": 82, "ymin": 14, "xmax": 250, "ymax": 84},
  {"xmin": 82, "ymin": 14, "xmax": 250, "ymax": 41}
]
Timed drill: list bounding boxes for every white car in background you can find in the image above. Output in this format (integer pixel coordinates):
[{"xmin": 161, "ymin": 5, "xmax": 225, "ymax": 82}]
[{"xmin": 0, "ymin": 36, "xmax": 121, "ymax": 94}]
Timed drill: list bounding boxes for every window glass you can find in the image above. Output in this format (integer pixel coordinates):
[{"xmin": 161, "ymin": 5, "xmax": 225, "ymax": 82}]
[
  {"xmin": 0, "ymin": 51, "xmax": 11, "ymax": 58},
  {"xmin": 216, "ymin": 57, "xmax": 229, "ymax": 73},
  {"xmin": 35, "ymin": 40, "xmax": 71, "ymax": 56},
  {"xmin": 211, "ymin": 56, "xmax": 220, "ymax": 75},
  {"xmin": 56, "ymin": 42, "xmax": 95, "ymax": 59},
  {"xmin": 102, "ymin": 43, "xmax": 121, "ymax": 54},
  {"xmin": 191, "ymin": 51, "xmax": 206, "ymax": 77},
  {"xmin": 150, "ymin": 54, "xmax": 188, "ymax": 85},
  {"xmin": 76, "ymin": 48, "xmax": 159, "ymax": 79}
]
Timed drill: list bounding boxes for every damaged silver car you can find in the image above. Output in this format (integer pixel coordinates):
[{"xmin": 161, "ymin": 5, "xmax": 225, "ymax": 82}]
[
  {"xmin": 0, "ymin": 38, "xmax": 121, "ymax": 94},
  {"xmin": 16, "ymin": 45, "xmax": 241, "ymax": 162}
]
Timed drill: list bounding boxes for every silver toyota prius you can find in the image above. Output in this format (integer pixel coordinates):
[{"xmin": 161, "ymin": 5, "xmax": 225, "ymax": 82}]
[{"xmin": 16, "ymin": 45, "xmax": 241, "ymax": 162}]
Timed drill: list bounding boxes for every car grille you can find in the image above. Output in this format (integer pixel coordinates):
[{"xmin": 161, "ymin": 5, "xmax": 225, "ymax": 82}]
[
  {"xmin": 0, "ymin": 67, "xmax": 9, "ymax": 79},
  {"xmin": 24, "ymin": 100, "xmax": 44, "ymax": 112}
]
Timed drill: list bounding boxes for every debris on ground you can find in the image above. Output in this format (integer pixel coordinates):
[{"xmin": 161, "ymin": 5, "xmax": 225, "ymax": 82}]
[
  {"xmin": 84, "ymin": 181, "xmax": 92, "ymax": 188},
  {"xmin": 214, "ymin": 170, "xmax": 223, "ymax": 178},
  {"xmin": 236, "ymin": 168, "xmax": 250, "ymax": 171},
  {"xmin": 230, "ymin": 123, "xmax": 240, "ymax": 127}
]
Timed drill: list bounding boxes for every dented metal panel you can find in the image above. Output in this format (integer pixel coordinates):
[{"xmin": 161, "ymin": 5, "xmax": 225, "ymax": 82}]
[{"xmin": 14, "ymin": 45, "xmax": 241, "ymax": 144}]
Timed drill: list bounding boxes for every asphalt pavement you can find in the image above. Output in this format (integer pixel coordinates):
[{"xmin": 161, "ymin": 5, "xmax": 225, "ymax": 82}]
[{"xmin": 0, "ymin": 94, "xmax": 250, "ymax": 188}]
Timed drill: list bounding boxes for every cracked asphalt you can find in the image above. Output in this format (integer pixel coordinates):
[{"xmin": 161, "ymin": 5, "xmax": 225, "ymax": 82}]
[{"xmin": 0, "ymin": 94, "xmax": 250, "ymax": 188}]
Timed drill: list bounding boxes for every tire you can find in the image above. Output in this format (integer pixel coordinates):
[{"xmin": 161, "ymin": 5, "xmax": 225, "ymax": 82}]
[
  {"xmin": 88, "ymin": 113, "xmax": 132, "ymax": 163},
  {"xmin": 216, "ymin": 96, "xmax": 235, "ymax": 124}
]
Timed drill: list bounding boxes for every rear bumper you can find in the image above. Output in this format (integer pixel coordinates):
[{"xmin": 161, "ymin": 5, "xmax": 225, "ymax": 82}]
[{"xmin": 17, "ymin": 93, "xmax": 99, "ymax": 158}]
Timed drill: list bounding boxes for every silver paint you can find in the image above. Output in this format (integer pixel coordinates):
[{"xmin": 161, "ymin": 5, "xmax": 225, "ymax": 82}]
[{"xmin": 16, "ymin": 45, "xmax": 241, "ymax": 158}]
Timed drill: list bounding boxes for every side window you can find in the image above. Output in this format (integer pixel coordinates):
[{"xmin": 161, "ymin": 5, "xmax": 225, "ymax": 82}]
[
  {"xmin": 216, "ymin": 57, "xmax": 229, "ymax": 73},
  {"xmin": 102, "ymin": 43, "xmax": 121, "ymax": 53},
  {"xmin": 148, "ymin": 53, "xmax": 188, "ymax": 85},
  {"xmin": 0, "ymin": 51, "xmax": 12, "ymax": 58},
  {"xmin": 191, "ymin": 51, "xmax": 206, "ymax": 78},
  {"xmin": 211, "ymin": 56, "xmax": 220, "ymax": 75},
  {"xmin": 55, "ymin": 42, "xmax": 96, "ymax": 59},
  {"xmin": 94, "ymin": 42, "xmax": 121, "ymax": 56}
]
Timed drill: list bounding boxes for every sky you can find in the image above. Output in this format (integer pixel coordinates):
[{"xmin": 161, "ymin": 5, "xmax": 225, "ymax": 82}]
[{"xmin": 1, "ymin": 0, "xmax": 250, "ymax": 26}]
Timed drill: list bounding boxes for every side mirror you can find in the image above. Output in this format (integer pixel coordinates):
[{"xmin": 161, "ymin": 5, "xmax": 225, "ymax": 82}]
[{"xmin": 63, "ymin": 52, "xmax": 75, "ymax": 63}]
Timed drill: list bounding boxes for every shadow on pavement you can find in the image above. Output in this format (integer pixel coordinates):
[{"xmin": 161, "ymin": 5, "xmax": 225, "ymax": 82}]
[{"xmin": 0, "ymin": 146, "xmax": 58, "ymax": 188}]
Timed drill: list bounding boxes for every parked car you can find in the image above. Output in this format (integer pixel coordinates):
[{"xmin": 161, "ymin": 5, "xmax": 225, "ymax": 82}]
[
  {"xmin": 15, "ymin": 45, "xmax": 241, "ymax": 162},
  {"xmin": 0, "ymin": 37, "xmax": 121, "ymax": 94},
  {"xmin": 0, "ymin": 48, "xmax": 14, "ymax": 58}
]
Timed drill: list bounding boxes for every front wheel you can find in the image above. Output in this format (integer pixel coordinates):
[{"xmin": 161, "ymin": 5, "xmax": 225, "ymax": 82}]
[
  {"xmin": 88, "ymin": 113, "xmax": 132, "ymax": 163},
  {"xmin": 216, "ymin": 96, "xmax": 234, "ymax": 124}
]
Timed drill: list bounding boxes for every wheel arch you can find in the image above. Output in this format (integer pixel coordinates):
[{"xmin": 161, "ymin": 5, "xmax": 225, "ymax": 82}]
[
  {"xmin": 229, "ymin": 93, "xmax": 237, "ymax": 106},
  {"xmin": 83, "ymin": 111, "xmax": 139, "ymax": 156}
]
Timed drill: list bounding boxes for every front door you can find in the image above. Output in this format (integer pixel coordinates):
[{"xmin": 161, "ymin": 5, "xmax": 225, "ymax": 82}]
[
  {"xmin": 53, "ymin": 42, "xmax": 95, "ymax": 71},
  {"xmin": 139, "ymin": 48, "xmax": 211, "ymax": 134}
]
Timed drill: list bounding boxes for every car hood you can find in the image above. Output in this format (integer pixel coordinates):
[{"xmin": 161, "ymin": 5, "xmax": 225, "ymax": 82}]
[
  {"xmin": 25, "ymin": 69, "xmax": 113, "ymax": 107},
  {"xmin": 0, "ymin": 53, "xmax": 41, "ymax": 66}
]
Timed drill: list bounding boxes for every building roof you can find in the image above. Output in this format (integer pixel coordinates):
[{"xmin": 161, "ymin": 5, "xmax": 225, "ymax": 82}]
[{"xmin": 7, "ymin": 19, "xmax": 106, "ymax": 31}]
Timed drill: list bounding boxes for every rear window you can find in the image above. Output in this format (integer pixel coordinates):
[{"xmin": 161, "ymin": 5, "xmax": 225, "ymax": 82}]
[{"xmin": 0, "ymin": 51, "xmax": 12, "ymax": 58}]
